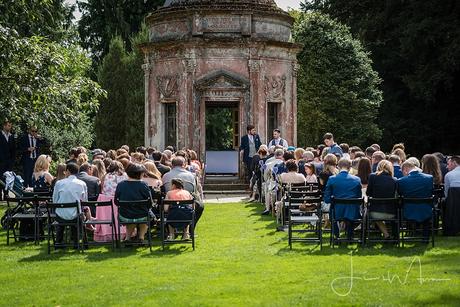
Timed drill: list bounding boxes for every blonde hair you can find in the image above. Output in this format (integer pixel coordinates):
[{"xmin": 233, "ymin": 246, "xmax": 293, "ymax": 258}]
[
  {"xmin": 77, "ymin": 153, "xmax": 88, "ymax": 166},
  {"xmin": 55, "ymin": 163, "xmax": 67, "ymax": 181},
  {"xmin": 376, "ymin": 160, "xmax": 394, "ymax": 177},
  {"xmin": 392, "ymin": 148, "xmax": 406, "ymax": 162},
  {"xmin": 34, "ymin": 155, "xmax": 50, "ymax": 173},
  {"xmin": 143, "ymin": 161, "xmax": 161, "ymax": 179},
  {"xmin": 294, "ymin": 148, "xmax": 305, "ymax": 161},
  {"xmin": 92, "ymin": 159, "xmax": 106, "ymax": 180}
]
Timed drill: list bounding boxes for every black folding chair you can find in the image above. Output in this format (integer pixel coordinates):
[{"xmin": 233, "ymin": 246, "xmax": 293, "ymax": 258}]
[
  {"xmin": 160, "ymin": 199, "xmax": 196, "ymax": 251},
  {"xmin": 330, "ymin": 197, "xmax": 365, "ymax": 247},
  {"xmin": 433, "ymin": 184, "xmax": 444, "ymax": 233},
  {"xmin": 81, "ymin": 200, "xmax": 116, "ymax": 250},
  {"xmin": 115, "ymin": 199, "xmax": 153, "ymax": 252},
  {"xmin": 287, "ymin": 193, "xmax": 323, "ymax": 250},
  {"xmin": 5, "ymin": 194, "xmax": 51, "ymax": 245},
  {"xmin": 45, "ymin": 201, "xmax": 83, "ymax": 254},
  {"xmin": 400, "ymin": 196, "xmax": 435, "ymax": 247},
  {"xmin": 281, "ymin": 189, "xmax": 321, "ymax": 227},
  {"xmin": 366, "ymin": 197, "xmax": 400, "ymax": 245}
]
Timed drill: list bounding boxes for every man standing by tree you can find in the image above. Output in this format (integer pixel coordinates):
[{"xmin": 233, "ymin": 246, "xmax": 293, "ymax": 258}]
[
  {"xmin": 0, "ymin": 119, "xmax": 16, "ymax": 200},
  {"xmin": 240, "ymin": 125, "xmax": 262, "ymax": 182}
]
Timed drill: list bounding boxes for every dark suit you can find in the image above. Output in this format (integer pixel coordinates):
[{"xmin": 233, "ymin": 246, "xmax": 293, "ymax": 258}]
[
  {"xmin": 397, "ymin": 170, "xmax": 433, "ymax": 222},
  {"xmin": 0, "ymin": 132, "xmax": 15, "ymax": 176},
  {"xmin": 366, "ymin": 173, "xmax": 398, "ymax": 214},
  {"xmin": 76, "ymin": 171, "xmax": 100, "ymax": 216},
  {"xmin": 240, "ymin": 134, "xmax": 261, "ymax": 180},
  {"xmin": 324, "ymin": 170, "xmax": 362, "ymax": 238},
  {"xmin": 19, "ymin": 134, "xmax": 41, "ymax": 187},
  {"xmin": 76, "ymin": 172, "xmax": 100, "ymax": 201},
  {"xmin": 393, "ymin": 165, "xmax": 404, "ymax": 179},
  {"xmin": 155, "ymin": 161, "xmax": 171, "ymax": 176}
]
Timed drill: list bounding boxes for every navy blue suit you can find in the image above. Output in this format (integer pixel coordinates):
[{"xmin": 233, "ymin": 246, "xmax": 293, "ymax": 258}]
[
  {"xmin": 324, "ymin": 171, "xmax": 362, "ymax": 220},
  {"xmin": 240, "ymin": 134, "xmax": 261, "ymax": 164},
  {"xmin": 366, "ymin": 173, "xmax": 398, "ymax": 214},
  {"xmin": 19, "ymin": 134, "xmax": 42, "ymax": 187},
  {"xmin": 393, "ymin": 165, "xmax": 404, "ymax": 179},
  {"xmin": 397, "ymin": 170, "xmax": 433, "ymax": 222}
]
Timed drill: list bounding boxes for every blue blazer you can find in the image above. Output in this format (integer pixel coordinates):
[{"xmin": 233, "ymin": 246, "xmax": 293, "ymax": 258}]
[
  {"xmin": 397, "ymin": 170, "xmax": 433, "ymax": 222},
  {"xmin": 239, "ymin": 134, "xmax": 261, "ymax": 164},
  {"xmin": 393, "ymin": 165, "xmax": 404, "ymax": 179},
  {"xmin": 324, "ymin": 171, "xmax": 362, "ymax": 220}
]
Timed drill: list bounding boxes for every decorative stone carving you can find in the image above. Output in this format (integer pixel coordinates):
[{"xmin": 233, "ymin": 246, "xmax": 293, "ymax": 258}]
[
  {"xmin": 192, "ymin": 13, "xmax": 251, "ymax": 36},
  {"xmin": 264, "ymin": 75, "xmax": 286, "ymax": 102},
  {"xmin": 292, "ymin": 62, "xmax": 299, "ymax": 77},
  {"xmin": 248, "ymin": 59, "xmax": 261, "ymax": 73},
  {"xmin": 156, "ymin": 75, "xmax": 180, "ymax": 101}
]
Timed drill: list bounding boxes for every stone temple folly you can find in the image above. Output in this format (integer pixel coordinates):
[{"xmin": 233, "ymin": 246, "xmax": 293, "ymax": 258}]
[{"xmin": 141, "ymin": 0, "xmax": 300, "ymax": 160}]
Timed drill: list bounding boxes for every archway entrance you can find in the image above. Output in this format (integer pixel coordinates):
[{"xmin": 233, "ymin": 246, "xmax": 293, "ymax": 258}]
[{"xmin": 204, "ymin": 102, "xmax": 240, "ymax": 174}]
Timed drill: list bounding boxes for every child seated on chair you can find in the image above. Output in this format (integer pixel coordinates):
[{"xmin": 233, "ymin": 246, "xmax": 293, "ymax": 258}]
[{"xmin": 165, "ymin": 178, "xmax": 193, "ymax": 240}]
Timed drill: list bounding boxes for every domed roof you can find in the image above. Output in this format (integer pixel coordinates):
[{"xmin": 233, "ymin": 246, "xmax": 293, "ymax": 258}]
[{"xmin": 163, "ymin": 0, "xmax": 279, "ymax": 9}]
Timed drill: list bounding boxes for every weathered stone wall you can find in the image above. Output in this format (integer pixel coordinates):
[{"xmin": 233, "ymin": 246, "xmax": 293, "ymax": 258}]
[{"xmin": 142, "ymin": 0, "xmax": 300, "ymax": 160}]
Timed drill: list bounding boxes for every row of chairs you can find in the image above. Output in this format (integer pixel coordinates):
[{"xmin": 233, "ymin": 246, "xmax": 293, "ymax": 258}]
[
  {"xmin": 3, "ymin": 192, "xmax": 196, "ymax": 253},
  {"xmin": 276, "ymin": 183, "xmax": 438, "ymax": 250}
]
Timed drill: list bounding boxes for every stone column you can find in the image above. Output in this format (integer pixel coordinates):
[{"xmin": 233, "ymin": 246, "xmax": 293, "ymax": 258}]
[
  {"xmin": 184, "ymin": 55, "xmax": 197, "ymax": 151},
  {"xmin": 248, "ymin": 57, "xmax": 263, "ymax": 141},
  {"xmin": 142, "ymin": 55, "xmax": 153, "ymax": 147},
  {"xmin": 291, "ymin": 61, "xmax": 299, "ymax": 146}
]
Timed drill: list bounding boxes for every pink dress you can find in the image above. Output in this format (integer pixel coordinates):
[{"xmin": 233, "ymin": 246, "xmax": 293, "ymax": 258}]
[{"xmin": 94, "ymin": 173, "xmax": 128, "ymax": 242}]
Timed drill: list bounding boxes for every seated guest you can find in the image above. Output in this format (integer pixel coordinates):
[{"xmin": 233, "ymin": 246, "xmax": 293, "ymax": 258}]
[
  {"xmin": 165, "ymin": 178, "xmax": 194, "ymax": 240},
  {"xmin": 366, "ymin": 160, "xmax": 398, "ymax": 238},
  {"xmin": 142, "ymin": 161, "xmax": 162, "ymax": 189},
  {"xmin": 365, "ymin": 146, "xmax": 376, "ymax": 159},
  {"xmin": 397, "ymin": 160, "xmax": 433, "ymax": 237},
  {"xmin": 340, "ymin": 143, "xmax": 350, "ymax": 160},
  {"xmin": 357, "ymin": 157, "xmax": 372, "ymax": 193},
  {"xmin": 389, "ymin": 154, "xmax": 404, "ymax": 179},
  {"xmin": 324, "ymin": 158, "xmax": 362, "ymax": 239},
  {"xmin": 76, "ymin": 163, "xmax": 100, "ymax": 201},
  {"xmin": 444, "ymin": 155, "xmax": 460, "ymax": 197},
  {"xmin": 421, "ymin": 154, "xmax": 443, "ymax": 186},
  {"xmin": 66, "ymin": 147, "xmax": 79, "ymax": 164},
  {"xmin": 52, "ymin": 162, "xmax": 88, "ymax": 248},
  {"xmin": 115, "ymin": 163, "xmax": 151, "ymax": 243},
  {"xmin": 94, "ymin": 161, "xmax": 127, "ymax": 242},
  {"xmin": 319, "ymin": 153, "xmax": 338, "ymax": 191},
  {"xmin": 32, "ymin": 154, "xmax": 54, "ymax": 192},
  {"xmin": 392, "ymin": 148, "xmax": 406, "ymax": 163},
  {"xmin": 304, "ymin": 163, "xmax": 318, "ymax": 183},
  {"xmin": 151, "ymin": 151, "xmax": 171, "ymax": 176},
  {"xmin": 280, "ymin": 160, "xmax": 306, "ymax": 184},
  {"xmin": 92, "ymin": 159, "xmax": 106, "ymax": 181},
  {"xmin": 406, "ymin": 157, "xmax": 421, "ymax": 169},
  {"xmin": 162, "ymin": 156, "xmax": 196, "ymax": 192},
  {"xmin": 51, "ymin": 163, "xmax": 67, "ymax": 191},
  {"xmin": 371, "ymin": 151, "xmax": 386, "ymax": 173}
]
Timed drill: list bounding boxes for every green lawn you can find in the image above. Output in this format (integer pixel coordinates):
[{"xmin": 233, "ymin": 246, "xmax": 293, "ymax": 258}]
[{"xmin": 0, "ymin": 201, "xmax": 459, "ymax": 306}]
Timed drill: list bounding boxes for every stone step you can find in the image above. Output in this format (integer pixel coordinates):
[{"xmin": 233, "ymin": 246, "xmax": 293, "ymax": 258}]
[
  {"xmin": 203, "ymin": 183, "xmax": 248, "ymax": 191},
  {"xmin": 204, "ymin": 190, "xmax": 248, "ymax": 195}
]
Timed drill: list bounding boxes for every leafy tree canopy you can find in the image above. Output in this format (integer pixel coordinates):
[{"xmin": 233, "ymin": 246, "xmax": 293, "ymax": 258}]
[
  {"xmin": 302, "ymin": 0, "xmax": 460, "ymax": 155},
  {"xmin": 293, "ymin": 12, "xmax": 383, "ymax": 148}
]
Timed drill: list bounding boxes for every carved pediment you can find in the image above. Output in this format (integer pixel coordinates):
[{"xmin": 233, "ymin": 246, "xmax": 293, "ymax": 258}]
[{"xmin": 196, "ymin": 70, "xmax": 249, "ymax": 90}]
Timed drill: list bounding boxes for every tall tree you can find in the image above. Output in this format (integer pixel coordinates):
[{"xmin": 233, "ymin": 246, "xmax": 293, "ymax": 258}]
[
  {"xmin": 77, "ymin": 0, "xmax": 163, "ymax": 66},
  {"xmin": 293, "ymin": 12, "xmax": 382, "ymax": 148},
  {"xmin": 302, "ymin": 0, "xmax": 460, "ymax": 155},
  {"xmin": 0, "ymin": 0, "xmax": 74, "ymax": 41},
  {"xmin": 95, "ymin": 27, "xmax": 147, "ymax": 149}
]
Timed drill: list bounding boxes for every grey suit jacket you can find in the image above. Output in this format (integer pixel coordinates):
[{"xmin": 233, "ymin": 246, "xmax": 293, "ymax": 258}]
[{"xmin": 76, "ymin": 171, "xmax": 101, "ymax": 200}]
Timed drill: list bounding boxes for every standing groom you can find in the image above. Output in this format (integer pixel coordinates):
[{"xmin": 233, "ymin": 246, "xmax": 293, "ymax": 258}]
[{"xmin": 240, "ymin": 125, "xmax": 262, "ymax": 182}]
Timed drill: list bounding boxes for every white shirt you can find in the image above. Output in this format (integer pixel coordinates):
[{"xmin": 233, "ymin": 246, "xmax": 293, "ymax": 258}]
[
  {"xmin": 268, "ymin": 137, "xmax": 288, "ymax": 149},
  {"xmin": 445, "ymin": 166, "xmax": 460, "ymax": 198},
  {"xmin": 2, "ymin": 130, "xmax": 11, "ymax": 142},
  {"xmin": 52, "ymin": 175, "xmax": 88, "ymax": 220},
  {"xmin": 28, "ymin": 134, "xmax": 37, "ymax": 159}
]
